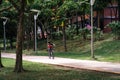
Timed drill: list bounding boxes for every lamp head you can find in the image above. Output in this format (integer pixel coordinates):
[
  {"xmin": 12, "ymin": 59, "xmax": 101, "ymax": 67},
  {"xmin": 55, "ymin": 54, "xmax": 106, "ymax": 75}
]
[
  {"xmin": 1, "ymin": 17, "xmax": 9, "ymax": 25},
  {"xmin": 30, "ymin": 9, "xmax": 40, "ymax": 19},
  {"xmin": 30, "ymin": 9, "xmax": 40, "ymax": 13},
  {"xmin": 1, "ymin": 17, "xmax": 9, "ymax": 20}
]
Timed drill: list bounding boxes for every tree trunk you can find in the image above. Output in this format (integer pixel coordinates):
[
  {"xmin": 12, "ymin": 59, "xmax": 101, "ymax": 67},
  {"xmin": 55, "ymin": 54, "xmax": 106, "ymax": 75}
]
[
  {"xmin": 0, "ymin": 50, "xmax": 4, "ymax": 68},
  {"xmin": 14, "ymin": 0, "xmax": 25, "ymax": 72},
  {"xmin": 14, "ymin": 11, "xmax": 24, "ymax": 72},
  {"xmin": 97, "ymin": 11, "xmax": 100, "ymax": 28},
  {"xmin": 76, "ymin": 11, "xmax": 79, "ymax": 35},
  {"xmin": 118, "ymin": 0, "xmax": 120, "ymax": 21},
  {"xmin": 9, "ymin": 36, "xmax": 13, "ymax": 49},
  {"xmin": 81, "ymin": 16, "xmax": 84, "ymax": 28},
  {"xmin": 62, "ymin": 26, "xmax": 67, "ymax": 52}
]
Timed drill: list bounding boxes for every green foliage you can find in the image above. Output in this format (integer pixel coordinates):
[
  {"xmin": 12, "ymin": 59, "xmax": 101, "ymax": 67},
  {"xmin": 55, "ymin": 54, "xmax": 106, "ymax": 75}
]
[
  {"xmin": 80, "ymin": 27, "xmax": 90, "ymax": 34},
  {"xmin": 77, "ymin": 27, "xmax": 90, "ymax": 40},
  {"xmin": 94, "ymin": 0, "xmax": 110, "ymax": 11},
  {"xmin": 52, "ymin": 31, "xmax": 63, "ymax": 39},
  {"xmin": 73, "ymin": 27, "xmax": 101, "ymax": 40},
  {"xmin": 65, "ymin": 25, "xmax": 102, "ymax": 40},
  {"xmin": 108, "ymin": 21, "xmax": 120, "ymax": 39},
  {"xmin": 94, "ymin": 28, "xmax": 103, "ymax": 40},
  {"xmin": 27, "ymin": 0, "xmax": 34, "ymax": 4},
  {"xmin": 66, "ymin": 25, "xmax": 77, "ymax": 39},
  {"xmin": 57, "ymin": 0, "xmax": 79, "ymax": 17},
  {"xmin": 57, "ymin": 0, "xmax": 90, "ymax": 17},
  {"xmin": 41, "ymin": 8, "xmax": 53, "ymax": 19},
  {"xmin": 0, "ymin": 0, "xmax": 11, "ymax": 7}
]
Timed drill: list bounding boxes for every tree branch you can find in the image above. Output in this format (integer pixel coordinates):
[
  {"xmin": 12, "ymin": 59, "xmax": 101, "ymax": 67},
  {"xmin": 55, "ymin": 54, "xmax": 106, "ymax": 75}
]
[{"xmin": 0, "ymin": 6, "xmax": 13, "ymax": 13}]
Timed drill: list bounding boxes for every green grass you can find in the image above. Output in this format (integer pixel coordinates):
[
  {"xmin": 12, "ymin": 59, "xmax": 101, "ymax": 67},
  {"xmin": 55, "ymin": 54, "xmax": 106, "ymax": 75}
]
[
  {"xmin": 0, "ymin": 58, "xmax": 120, "ymax": 80},
  {"xmin": 94, "ymin": 40, "xmax": 120, "ymax": 62},
  {"xmin": 23, "ymin": 38, "xmax": 120, "ymax": 63}
]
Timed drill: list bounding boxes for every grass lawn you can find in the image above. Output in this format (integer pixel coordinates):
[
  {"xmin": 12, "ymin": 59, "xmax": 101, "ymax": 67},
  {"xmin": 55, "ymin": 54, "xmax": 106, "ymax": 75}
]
[{"xmin": 0, "ymin": 58, "xmax": 120, "ymax": 80}]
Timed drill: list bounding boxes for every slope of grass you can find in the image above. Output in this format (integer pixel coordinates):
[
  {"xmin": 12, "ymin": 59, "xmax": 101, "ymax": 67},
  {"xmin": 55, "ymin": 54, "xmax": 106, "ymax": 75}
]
[
  {"xmin": 0, "ymin": 58, "xmax": 120, "ymax": 80},
  {"xmin": 23, "ymin": 36, "xmax": 120, "ymax": 63},
  {"xmin": 23, "ymin": 35, "xmax": 120, "ymax": 63},
  {"xmin": 94, "ymin": 40, "xmax": 120, "ymax": 61}
]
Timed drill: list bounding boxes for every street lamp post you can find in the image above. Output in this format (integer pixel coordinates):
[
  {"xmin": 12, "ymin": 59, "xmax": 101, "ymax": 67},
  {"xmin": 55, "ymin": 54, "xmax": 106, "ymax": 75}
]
[
  {"xmin": 34, "ymin": 15, "xmax": 37, "ymax": 51},
  {"xmin": 1, "ymin": 17, "xmax": 8, "ymax": 52},
  {"xmin": 31, "ymin": 9, "xmax": 40, "ymax": 52},
  {"xmin": 90, "ymin": 0, "xmax": 95, "ymax": 59}
]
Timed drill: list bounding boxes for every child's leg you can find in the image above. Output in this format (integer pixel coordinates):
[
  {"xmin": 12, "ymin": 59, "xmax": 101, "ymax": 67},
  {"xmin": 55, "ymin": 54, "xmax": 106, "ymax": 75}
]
[
  {"xmin": 48, "ymin": 49, "xmax": 51, "ymax": 59},
  {"xmin": 51, "ymin": 50, "xmax": 54, "ymax": 59}
]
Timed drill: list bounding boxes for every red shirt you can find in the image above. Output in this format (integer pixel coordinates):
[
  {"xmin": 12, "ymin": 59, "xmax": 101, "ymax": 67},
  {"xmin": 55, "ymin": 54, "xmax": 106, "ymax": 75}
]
[{"xmin": 48, "ymin": 44, "xmax": 52, "ymax": 49}]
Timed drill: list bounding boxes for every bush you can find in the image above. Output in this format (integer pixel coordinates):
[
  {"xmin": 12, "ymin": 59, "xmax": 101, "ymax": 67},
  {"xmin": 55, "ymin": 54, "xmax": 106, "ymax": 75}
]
[{"xmin": 108, "ymin": 21, "xmax": 120, "ymax": 40}]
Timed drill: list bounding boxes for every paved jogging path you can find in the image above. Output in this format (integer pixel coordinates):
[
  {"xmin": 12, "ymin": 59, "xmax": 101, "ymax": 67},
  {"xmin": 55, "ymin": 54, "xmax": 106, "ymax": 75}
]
[{"xmin": 1, "ymin": 53, "xmax": 120, "ymax": 74}]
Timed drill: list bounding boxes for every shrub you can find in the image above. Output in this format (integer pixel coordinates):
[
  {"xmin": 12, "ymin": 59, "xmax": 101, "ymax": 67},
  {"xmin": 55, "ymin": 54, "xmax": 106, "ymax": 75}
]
[{"xmin": 108, "ymin": 21, "xmax": 120, "ymax": 40}]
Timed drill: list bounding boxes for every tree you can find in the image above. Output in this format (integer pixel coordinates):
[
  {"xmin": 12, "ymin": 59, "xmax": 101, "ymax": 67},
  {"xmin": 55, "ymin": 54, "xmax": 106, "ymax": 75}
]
[
  {"xmin": 7, "ymin": 0, "xmax": 34, "ymax": 72},
  {"xmin": 0, "ymin": 50, "xmax": 4, "ymax": 68},
  {"xmin": 56, "ymin": 0, "xmax": 89, "ymax": 51},
  {"xmin": 8, "ymin": 0, "xmax": 25, "ymax": 72},
  {"xmin": 56, "ymin": 0, "xmax": 79, "ymax": 52},
  {"xmin": 94, "ymin": 0, "xmax": 111, "ymax": 30},
  {"xmin": 0, "ymin": 0, "xmax": 2, "ymax": 4},
  {"xmin": 118, "ymin": 0, "xmax": 120, "ymax": 21}
]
